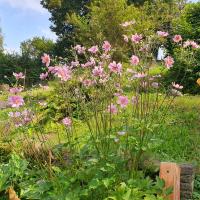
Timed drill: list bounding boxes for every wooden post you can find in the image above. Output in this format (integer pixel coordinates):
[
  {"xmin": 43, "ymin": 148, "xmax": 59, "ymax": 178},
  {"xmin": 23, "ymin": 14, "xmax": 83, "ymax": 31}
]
[
  {"xmin": 160, "ymin": 162, "xmax": 181, "ymax": 200},
  {"xmin": 180, "ymin": 164, "xmax": 194, "ymax": 199}
]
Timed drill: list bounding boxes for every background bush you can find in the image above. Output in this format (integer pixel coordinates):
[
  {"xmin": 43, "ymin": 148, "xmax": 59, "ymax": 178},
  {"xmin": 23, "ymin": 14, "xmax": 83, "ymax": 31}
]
[
  {"xmin": 164, "ymin": 2, "xmax": 200, "ymax": 94},
  {"xmin": 0, "ymin": 37, "xmax": 55, "ymax": 87}
]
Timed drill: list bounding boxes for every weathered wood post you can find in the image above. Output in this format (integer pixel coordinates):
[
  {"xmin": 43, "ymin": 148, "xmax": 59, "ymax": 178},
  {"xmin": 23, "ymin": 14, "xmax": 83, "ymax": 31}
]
[
  {"xmin": 180, "ymin": 164, "xmax": 194, "ymax": 200},
  {"xmin": 160, "ymin": 162, "xmax": 194, "ymax": 200},
  {"xmin": 160, "ymin": 162, "xmax": 181, "ymax": 200}
]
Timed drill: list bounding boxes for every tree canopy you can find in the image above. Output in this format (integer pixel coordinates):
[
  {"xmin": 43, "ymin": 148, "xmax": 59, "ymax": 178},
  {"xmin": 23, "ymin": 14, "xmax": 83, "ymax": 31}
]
[{"xmin": 20, "ymin": 36, "xmax": 55, "ymax": 59}]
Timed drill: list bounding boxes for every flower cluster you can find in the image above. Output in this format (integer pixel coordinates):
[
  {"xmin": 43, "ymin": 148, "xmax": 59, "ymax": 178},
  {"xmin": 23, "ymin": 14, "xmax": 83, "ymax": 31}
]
[
  {"xmin": 13, "ymin": 72, "xmax": 25, "ymax": 80},
  {"xmin": 38, "ymin": 28, "xmax": 198, "ymax": 141},
  {"xmin": 8, "ymin": 110, "xmax": 33, "ymax": 127},
  {"xmin": 183, "ymin": 40, "xmax": 200, "ymax": 49}
]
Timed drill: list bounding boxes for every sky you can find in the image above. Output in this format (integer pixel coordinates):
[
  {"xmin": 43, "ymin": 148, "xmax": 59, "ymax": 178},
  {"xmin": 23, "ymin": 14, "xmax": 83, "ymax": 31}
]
[
  {"xmin": 0, "ymin": 0, "xmax": 199, "ymax": 53},
  {"xmin": 0, "ymin": 0, "xmax": 57, "ymax": 53}
]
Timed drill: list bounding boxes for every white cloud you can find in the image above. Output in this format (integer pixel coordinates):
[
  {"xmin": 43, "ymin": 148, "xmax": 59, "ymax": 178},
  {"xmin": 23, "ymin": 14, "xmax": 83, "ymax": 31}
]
[
  {"xmin": 0, "ymin": 0, "xmax": 47, "ymax": 13},
  {"xmin": 41, "ymin": 28, "xmax": 57, "ymax": 41}
]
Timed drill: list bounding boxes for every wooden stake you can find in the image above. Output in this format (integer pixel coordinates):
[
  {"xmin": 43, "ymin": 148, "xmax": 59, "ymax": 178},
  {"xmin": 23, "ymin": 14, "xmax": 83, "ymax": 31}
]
[{"xmin": 160, "ymin": 162, "xmax": 180, "ymax": 200}]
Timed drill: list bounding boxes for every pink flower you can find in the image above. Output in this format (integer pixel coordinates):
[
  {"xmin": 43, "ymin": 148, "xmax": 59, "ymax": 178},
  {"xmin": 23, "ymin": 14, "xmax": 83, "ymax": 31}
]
[
  {"xmin": 88, "ymin": 46, "xmax": 99, "ymax": 54},
  {"xmin": 99, "ymin": 75, "xmax": 109, "ymax": 84},
  {"xmin": 13, "ymin": 72, "xmax": 25, "ymax": 80},
  {"xmin": 81, "ymin": 57, "xmax": 96, "ymax": 68},
  {"xmin": 173, "ymin": 35, "xmax": 182, "ymax": 43},
  {"xmin": 89, "ymin": 57, "xmax": 96, "ymax": 65},
  {"xmin": 190, "ymin": 41, "xmax": 200, "ymax": 49},
  {"xmin": 140, "ymin": 45, "xmax": 149, "ymax": 52},
  {"xmin": 123, "ymin": 35, "xmax": 129, "ymax": 43},
  {"xmin": 157, "ymin": 31, "xmax": 169, "ymax": 37},
  {"xmin": 48, "ymin": 66, "xmax": 57, "ymax": 74},
  {"xmin": 82, "ymin": 79, "xmax": 94, "ymax": 87},
  {"xmin": 101, "ymin": 53, "xmax": 111, "ymax": 60},
  {"xmin": 117, "ymin": 96, "xmax": 129, "ymax": 108},
  {"xmin": 8, "ymin": 96, "xmax": 24, "ymax": 108},
  {"xmin": 40, "ymin": 72, "xmax": 48, "ymax": 80},
  {"xmin": 171, "ymin": 89, "xmax": 182, "ymax": 96},
  {"xmin": 21, "ymin": 110, "xmax": 33, "ymax": 124},
  {"xmin": 81, "ymin": 62, "xmax": 92, "ymax": 68},
  {"xmin": 108, "ymin": 61, "xmax": 122, "ymax": 74},
  {"xmin": 74, "ymin": 45, "xmax": 86, "ymax": 54},
  {"xmin": 130, "ymin": 55, "xmax": 140, "ymax": 66},
  {"xmin": 183, "ymin": 40, "xmax": 200, "ymax": 49},
  {"xmin": 9, "ymin": 87, "xmax": 23, "ymax": 94},
  {"xmin": 71, "ymin": 61, "xmax": 79, "ymax": 67},
  {"xmin": 152, "ymin": 82, "xmax": 159, "ymax": 89},
  {"xmin": 172, "ymin": 82, "xmax": 183, "ymax": 90},
  {"xmin": 133, "ymin": 72, "xmax": 146, "ymax": 78},
  {"xmin": 131, "ymin": 33, "xmax": 142, "ymax": 44},
  {"xmin": 107, "ymin": 104, "xmax": 118, "ymax": 114},
  {"xmin": 121, "ymin": 20, "xmax": 135, "ymax": 27},
  {"xmin": 8, "ymin": 111, "xmax": 21, "ymax": 118},
  {"xmin": 62, "ymin": 117, "xmax": 72, "ymax": 127},
  {"xmin": 55, "ymin": 66, "xmax": 72, "ymax": 81},
  {"xmin": 41, "ymin": 53, "xmax": 50, "ymax": 67},
  {"xmin": 92, "ymin": 66, "xmax": 104, "ymax": 77},
  {"xmin": 164, "ymin": 56, "xmax": 174, "ymax": 69},
  {"xmin": 102, "ymin": 41, "xmax": 111, "ymax": 52}
]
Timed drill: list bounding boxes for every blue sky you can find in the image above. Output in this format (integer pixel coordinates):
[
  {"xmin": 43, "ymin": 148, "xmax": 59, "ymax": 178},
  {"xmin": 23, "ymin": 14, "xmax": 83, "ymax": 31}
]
[
  {"xmin": 0, "ymin": 0, "xmax": 199, "ymax": 53},
  {"xmin": 0, "ymin": 0, "xmax": 57, "ymax": 53}
]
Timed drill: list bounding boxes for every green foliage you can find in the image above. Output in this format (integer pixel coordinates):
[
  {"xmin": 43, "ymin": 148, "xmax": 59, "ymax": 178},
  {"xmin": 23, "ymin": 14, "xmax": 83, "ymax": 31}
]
[
  {"xmin": 152, "ymin": 96, "xmax": 200, "ymax": 164},
  {"xmin": 166, "ymin": 2, "xmax": 200, "ymax": 94},
  {"xmin": 172, "ymin": 2, "xmax": 200, "ymax": 41},
  {"xmin": 20, "ymin": 36, "xmax": 55, "ymax": 59},
  {"xmin": 0, "ymin": 52, "xmax": 42, "ymax": 86},
  {"xmin": 0, "ymin": 154, "xmax": 28, "ymax": 192},
  {"xmin": 41, "ymin": 0, "xmax": 182, "ymax": 57},
  {"xmin": 164, "ymin": 47, "xmax": 200, "ymax": 94},
  {"xmin": 68, "ymin": 0, "xmax": 182, "ymax": 61},
  {"xmin": 0, "ymin": 36, "xmax": 55, "ymax": 86},
  {"xmin": 193, "ymin": 175, "xmax": 200, "ymax": 200},
  {"xmin": 40, "ymin": 0, "xmax": 91, "ymax": 57},
  {"xmin": 0, "ymin": 152, "xmax": 166, "ymax": 200}
]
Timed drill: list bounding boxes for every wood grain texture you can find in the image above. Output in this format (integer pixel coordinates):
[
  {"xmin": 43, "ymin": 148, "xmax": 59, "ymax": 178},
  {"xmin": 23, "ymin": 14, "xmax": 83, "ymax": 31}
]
[{"xmin": 160, "ymin": 162, "xmax": 181, "ymax": 200}]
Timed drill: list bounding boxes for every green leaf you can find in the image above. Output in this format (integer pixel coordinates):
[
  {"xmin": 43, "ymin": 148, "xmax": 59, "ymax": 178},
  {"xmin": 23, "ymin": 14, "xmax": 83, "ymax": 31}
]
[
  {"xmin": 102, "ymin": 178, "xmax": 111, "ymax": 188},
  {"xmin": 123, "ymin": 188, "xmax": 131, "ymax": 200},
  {"xmin": 164, "ymin": 186, "xmax": 173, "ymax": 196},
  {"xmin": 88, "ymin": 178, "xmax": 100, "ymax": 190}
]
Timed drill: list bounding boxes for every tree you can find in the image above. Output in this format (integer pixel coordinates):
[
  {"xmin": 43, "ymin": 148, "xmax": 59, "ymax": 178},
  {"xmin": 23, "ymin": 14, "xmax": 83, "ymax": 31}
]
[
  {"xmin": 172, "ymin": 2, "xmax": 200, "ymax": 41},
  {"xmin": 40, "ymin": 0, "xmax": 91, "ymax": 57},
  {"xmin": 20, "ymin": 36, "xmax": 55, "ymax": 59},
  {"xmin": 164, "ymin": 2, "xmax": 200, "ymax": 94},
  {"xmin": 41, "ymin": 0, "xmax": 183, "ymax": 57},
  {"xmin": 0, "ymin": 37, "xmax": 55, "ymax": 87},
  {"xmin": 67, "ymin": 0, "xmax": 182, "ymax": 60},
  {"xmin": 0, "ymin": 27, "xmax": 3, "ymax": 52}
]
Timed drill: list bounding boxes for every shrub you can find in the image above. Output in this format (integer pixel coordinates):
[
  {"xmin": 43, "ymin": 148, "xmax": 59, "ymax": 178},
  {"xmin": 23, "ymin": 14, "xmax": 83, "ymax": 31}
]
[{"xmin": 167, "ymin": 2, "xmax": 200, "ymax": 94}]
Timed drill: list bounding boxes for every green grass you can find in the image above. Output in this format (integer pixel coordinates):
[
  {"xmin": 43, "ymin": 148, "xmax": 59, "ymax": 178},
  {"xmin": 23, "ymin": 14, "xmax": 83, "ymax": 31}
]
[{"xmin": 153, "ymin": 95, "xmax": 200, "ymax": 166}]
